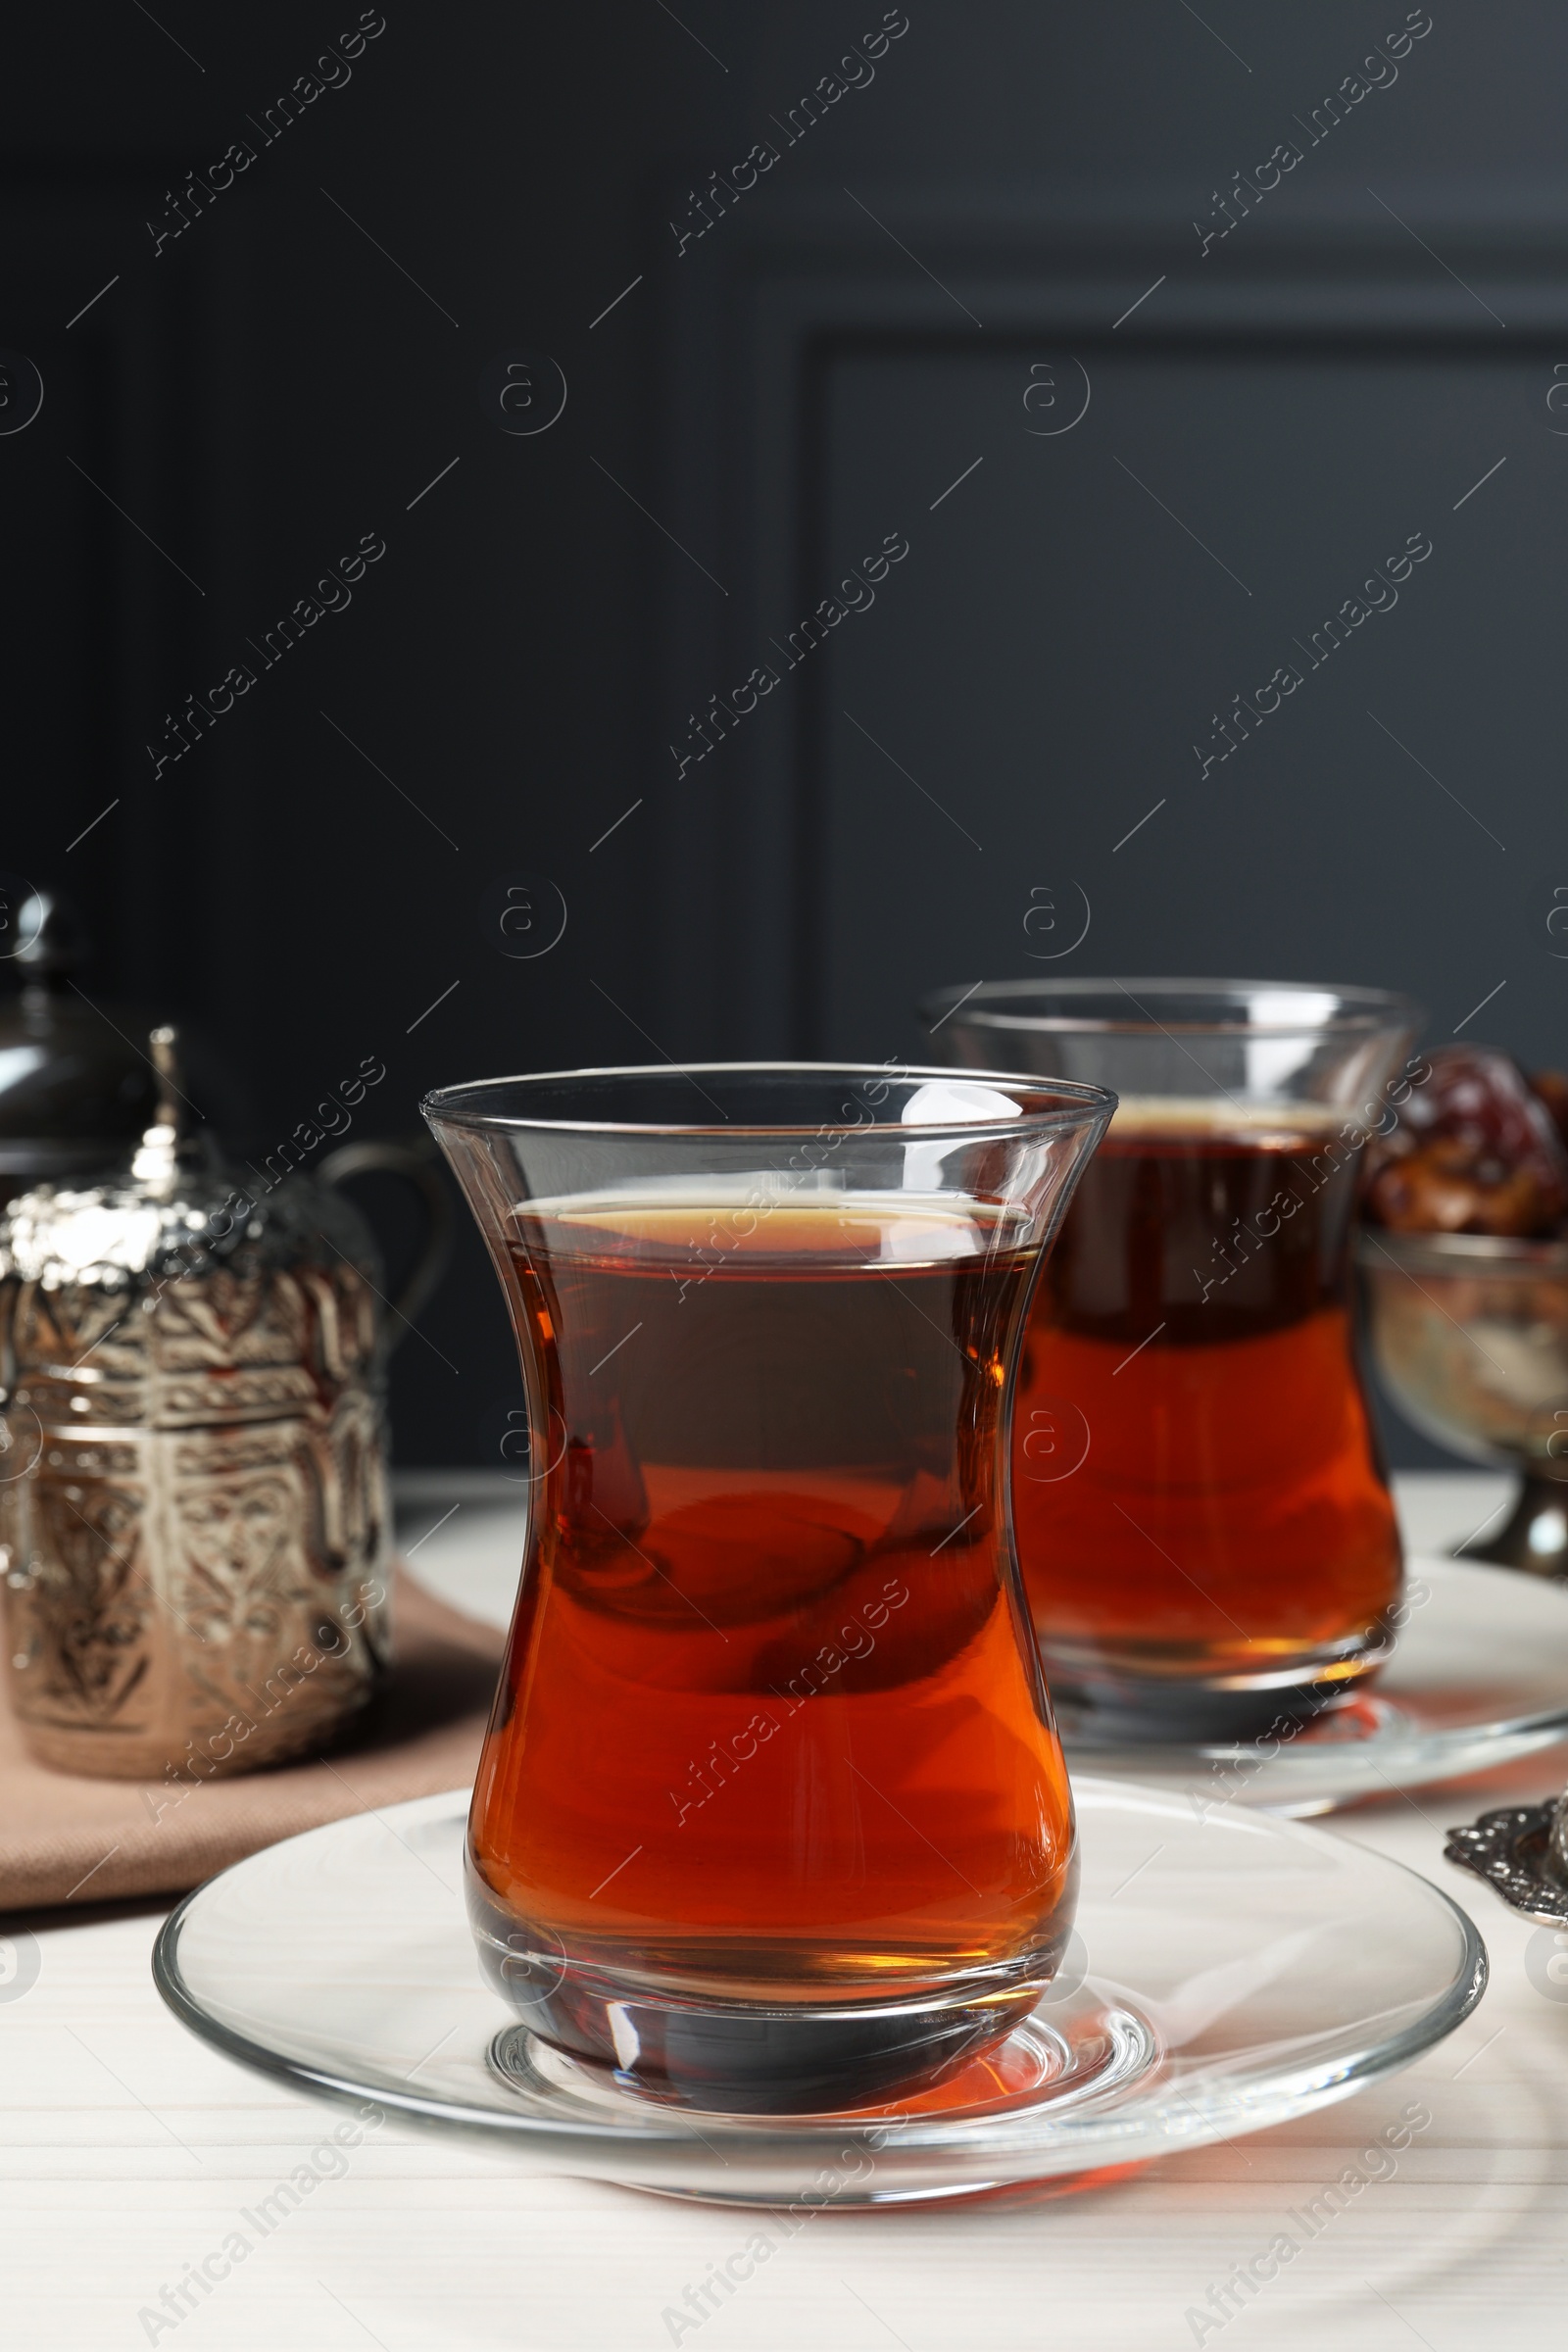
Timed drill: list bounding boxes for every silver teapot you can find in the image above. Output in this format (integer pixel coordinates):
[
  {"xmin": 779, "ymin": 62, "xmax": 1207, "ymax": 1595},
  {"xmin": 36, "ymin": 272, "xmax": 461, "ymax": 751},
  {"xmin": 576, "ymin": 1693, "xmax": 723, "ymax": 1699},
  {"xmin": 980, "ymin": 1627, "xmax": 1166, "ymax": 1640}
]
[{"xmin": 0, "ymin": 1030, "xmax": 448, "ymax": 1780}]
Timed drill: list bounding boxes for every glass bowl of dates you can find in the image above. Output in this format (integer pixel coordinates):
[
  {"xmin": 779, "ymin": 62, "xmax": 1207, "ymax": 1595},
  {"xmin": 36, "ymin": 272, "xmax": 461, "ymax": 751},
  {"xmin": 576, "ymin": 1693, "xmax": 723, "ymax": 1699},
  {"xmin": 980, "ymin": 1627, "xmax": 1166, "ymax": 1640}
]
[{"xmin": 1360, "ymin": 1046, "xmax": 1568, "ymax": 1576}]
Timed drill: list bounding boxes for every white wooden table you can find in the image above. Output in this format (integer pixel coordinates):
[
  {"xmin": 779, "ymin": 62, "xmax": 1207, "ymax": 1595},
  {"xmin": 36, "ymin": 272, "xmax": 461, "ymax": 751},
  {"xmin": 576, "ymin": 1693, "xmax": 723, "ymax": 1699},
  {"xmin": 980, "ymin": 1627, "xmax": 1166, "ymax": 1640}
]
[{"xmin": 5, "ymin": 1473, "xmax": 1565, "ymax": 2352}]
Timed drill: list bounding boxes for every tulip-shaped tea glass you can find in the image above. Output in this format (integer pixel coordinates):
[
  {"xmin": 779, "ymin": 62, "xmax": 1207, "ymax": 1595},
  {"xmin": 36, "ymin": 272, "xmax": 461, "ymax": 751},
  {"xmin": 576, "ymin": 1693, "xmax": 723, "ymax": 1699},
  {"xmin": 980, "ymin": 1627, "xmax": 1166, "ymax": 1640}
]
[
  {"xmin": 923, "ymin": 981, "xmax": 1419, "ymax": 1743},
  {"xmin": 424, "ymin": 1063, "xmax": 1112, "ymax": 2113}
]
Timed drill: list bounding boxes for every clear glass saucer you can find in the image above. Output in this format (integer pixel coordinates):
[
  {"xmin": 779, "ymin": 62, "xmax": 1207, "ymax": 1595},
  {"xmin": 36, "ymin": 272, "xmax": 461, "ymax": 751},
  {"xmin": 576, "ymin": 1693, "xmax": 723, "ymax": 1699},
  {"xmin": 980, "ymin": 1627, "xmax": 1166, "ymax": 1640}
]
[
  {"xmin": 152, "ymin": 1780, "xmax": 1485, "ymax": 2206},
  {"xmin": 1065, "ymin": 1557, "xmax": 1568, "ymax": 1816}
]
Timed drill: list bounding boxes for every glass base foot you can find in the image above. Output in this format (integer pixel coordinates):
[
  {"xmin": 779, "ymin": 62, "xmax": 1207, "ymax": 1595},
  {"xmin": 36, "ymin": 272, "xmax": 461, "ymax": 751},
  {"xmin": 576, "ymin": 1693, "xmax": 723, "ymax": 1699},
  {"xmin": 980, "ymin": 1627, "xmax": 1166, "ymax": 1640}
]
[
  {"xmin": 487, "ymin": 1986, "xmax": 1040, "ymax": 2115},
  {"xmin": 487, "ymin": 1988, "xmax": 1155, "ymax": 2133},
  {"xmin": 468, "ymin": 1867, "xmax": 1075, "ymax": 2113},
  {"xmin": 1045, "ymin": 1641, "xmax": 1387, "ymax": 1745}
]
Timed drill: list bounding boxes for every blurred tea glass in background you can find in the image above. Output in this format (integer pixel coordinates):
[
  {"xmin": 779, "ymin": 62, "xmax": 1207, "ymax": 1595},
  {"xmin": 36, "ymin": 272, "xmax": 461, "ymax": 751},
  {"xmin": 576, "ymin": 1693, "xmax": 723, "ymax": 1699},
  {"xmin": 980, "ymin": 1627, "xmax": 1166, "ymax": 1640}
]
[{"xmin": 925, "ymin": 980, "xmax": 1419, "ymax": 1740}]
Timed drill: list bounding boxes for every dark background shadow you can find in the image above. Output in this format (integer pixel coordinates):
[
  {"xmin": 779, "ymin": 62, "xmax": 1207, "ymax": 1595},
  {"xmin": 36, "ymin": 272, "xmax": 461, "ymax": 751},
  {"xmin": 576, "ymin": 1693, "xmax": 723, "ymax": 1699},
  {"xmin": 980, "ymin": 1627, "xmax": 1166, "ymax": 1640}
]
[{"xmin": 1, "ymin": 2, "xmax": 1559, "ymax": 1466}]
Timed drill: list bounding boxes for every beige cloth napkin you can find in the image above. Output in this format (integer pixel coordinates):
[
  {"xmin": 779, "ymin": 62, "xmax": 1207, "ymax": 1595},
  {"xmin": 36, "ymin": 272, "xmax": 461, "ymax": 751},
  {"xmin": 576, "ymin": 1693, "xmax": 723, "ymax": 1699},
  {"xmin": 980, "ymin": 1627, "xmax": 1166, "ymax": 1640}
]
[{"xmin": 0, "ymin": 1568, "xmax": 505, "ymax": 1914}]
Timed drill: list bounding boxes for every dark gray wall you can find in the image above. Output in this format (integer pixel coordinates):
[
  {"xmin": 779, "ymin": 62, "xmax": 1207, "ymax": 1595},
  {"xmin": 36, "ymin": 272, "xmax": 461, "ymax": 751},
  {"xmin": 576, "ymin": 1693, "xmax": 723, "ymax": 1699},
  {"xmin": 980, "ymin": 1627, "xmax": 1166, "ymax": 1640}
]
[{"xmin": 2, "ymin": 3, "xmax": 1562, "ymax": 1465}]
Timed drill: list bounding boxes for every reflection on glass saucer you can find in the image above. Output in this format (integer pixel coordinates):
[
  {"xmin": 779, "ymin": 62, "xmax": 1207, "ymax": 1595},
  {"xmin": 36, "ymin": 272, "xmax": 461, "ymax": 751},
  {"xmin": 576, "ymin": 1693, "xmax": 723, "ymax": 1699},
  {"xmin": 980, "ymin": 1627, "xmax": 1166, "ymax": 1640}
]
[{"xmin": 153, "ymin": 1780, "xmax": 1484, "ymax": 2206}]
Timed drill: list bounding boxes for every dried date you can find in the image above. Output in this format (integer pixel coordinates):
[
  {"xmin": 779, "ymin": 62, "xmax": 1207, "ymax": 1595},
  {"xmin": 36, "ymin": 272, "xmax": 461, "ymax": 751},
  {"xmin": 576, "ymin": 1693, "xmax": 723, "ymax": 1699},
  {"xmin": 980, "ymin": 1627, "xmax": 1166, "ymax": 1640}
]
[{"xmin": 1363, "ymin": 1046, "xmax": 1568, "ymax": 1236}]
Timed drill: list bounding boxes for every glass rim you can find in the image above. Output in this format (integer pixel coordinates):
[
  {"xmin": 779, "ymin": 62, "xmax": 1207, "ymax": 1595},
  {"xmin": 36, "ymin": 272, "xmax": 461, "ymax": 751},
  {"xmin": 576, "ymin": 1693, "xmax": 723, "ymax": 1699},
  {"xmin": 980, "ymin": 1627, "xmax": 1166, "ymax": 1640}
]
[
  {"xmin": 1359, "ymin": 1226, "xmax": 1568, "ymax": 1276},
  {"xmin": 421, "ymin": 1059, "xmax": 1117, "ymax": 1141},
  {"xmin": 920, "ymin": 977, "xmax": 1422, "ymax": 1038}
]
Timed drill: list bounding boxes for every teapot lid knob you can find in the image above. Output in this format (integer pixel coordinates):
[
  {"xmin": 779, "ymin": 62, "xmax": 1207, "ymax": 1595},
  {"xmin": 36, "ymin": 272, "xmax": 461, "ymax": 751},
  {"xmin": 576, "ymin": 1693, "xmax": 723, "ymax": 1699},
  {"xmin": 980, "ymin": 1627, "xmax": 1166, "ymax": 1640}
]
[{"xmin": 130, "ymin": 1025, "xmax": 188, "ymax": 1192}]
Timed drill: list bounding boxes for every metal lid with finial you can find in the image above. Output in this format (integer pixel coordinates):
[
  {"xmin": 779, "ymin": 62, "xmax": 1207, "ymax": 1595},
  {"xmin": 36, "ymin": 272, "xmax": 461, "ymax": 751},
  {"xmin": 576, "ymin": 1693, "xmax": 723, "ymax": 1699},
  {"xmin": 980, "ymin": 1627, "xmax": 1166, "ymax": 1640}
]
[{"xmin": 0, "ymin": 1025, "xmax": 382, "ymax": 1427}]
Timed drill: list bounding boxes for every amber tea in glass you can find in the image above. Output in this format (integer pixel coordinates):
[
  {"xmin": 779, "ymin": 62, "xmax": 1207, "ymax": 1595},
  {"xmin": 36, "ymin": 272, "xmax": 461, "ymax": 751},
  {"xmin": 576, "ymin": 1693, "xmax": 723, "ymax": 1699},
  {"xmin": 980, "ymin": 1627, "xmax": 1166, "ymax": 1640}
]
[
  {"xmin": 425, "ymin": 1064, "xmax": 1112, "ymax": 2112},
  {"xmin": 925, "ymin": 982, "xmax": 1418, "ymax": 1741}
]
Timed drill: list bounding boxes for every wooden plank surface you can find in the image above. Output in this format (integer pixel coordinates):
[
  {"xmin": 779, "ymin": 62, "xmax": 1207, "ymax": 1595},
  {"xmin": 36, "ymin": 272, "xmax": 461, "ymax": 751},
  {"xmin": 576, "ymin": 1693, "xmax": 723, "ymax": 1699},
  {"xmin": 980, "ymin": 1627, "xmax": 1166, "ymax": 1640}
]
[{"xmin": 3, "ymin": 1474, "xmax": 1562, "ymax": 2352}]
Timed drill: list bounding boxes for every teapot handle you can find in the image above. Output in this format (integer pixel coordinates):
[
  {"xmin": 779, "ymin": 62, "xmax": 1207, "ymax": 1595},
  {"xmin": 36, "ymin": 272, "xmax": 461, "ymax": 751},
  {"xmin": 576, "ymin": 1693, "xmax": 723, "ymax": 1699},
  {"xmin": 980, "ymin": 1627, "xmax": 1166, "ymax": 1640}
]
[{"xmin": 315, "ymin": 1139, "xmax": 454, "ymax": 1349}]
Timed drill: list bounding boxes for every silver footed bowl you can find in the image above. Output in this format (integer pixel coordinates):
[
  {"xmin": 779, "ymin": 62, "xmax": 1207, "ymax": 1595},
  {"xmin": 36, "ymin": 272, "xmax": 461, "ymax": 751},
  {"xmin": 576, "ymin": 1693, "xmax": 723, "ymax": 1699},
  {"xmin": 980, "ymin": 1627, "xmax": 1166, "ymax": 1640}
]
[{"xmin": 1359, "ymin": 1227, "xmax": 1568, "ymax": 1576}]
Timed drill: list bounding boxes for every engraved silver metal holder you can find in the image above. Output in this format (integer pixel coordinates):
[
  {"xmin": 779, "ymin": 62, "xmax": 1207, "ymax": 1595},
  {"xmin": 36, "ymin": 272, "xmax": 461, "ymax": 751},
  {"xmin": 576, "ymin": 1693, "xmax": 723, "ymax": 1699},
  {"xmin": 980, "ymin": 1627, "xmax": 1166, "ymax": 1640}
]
[{"xmin": 0, "ymin": 1030, "xmax": 446, "ymax": 1779}]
